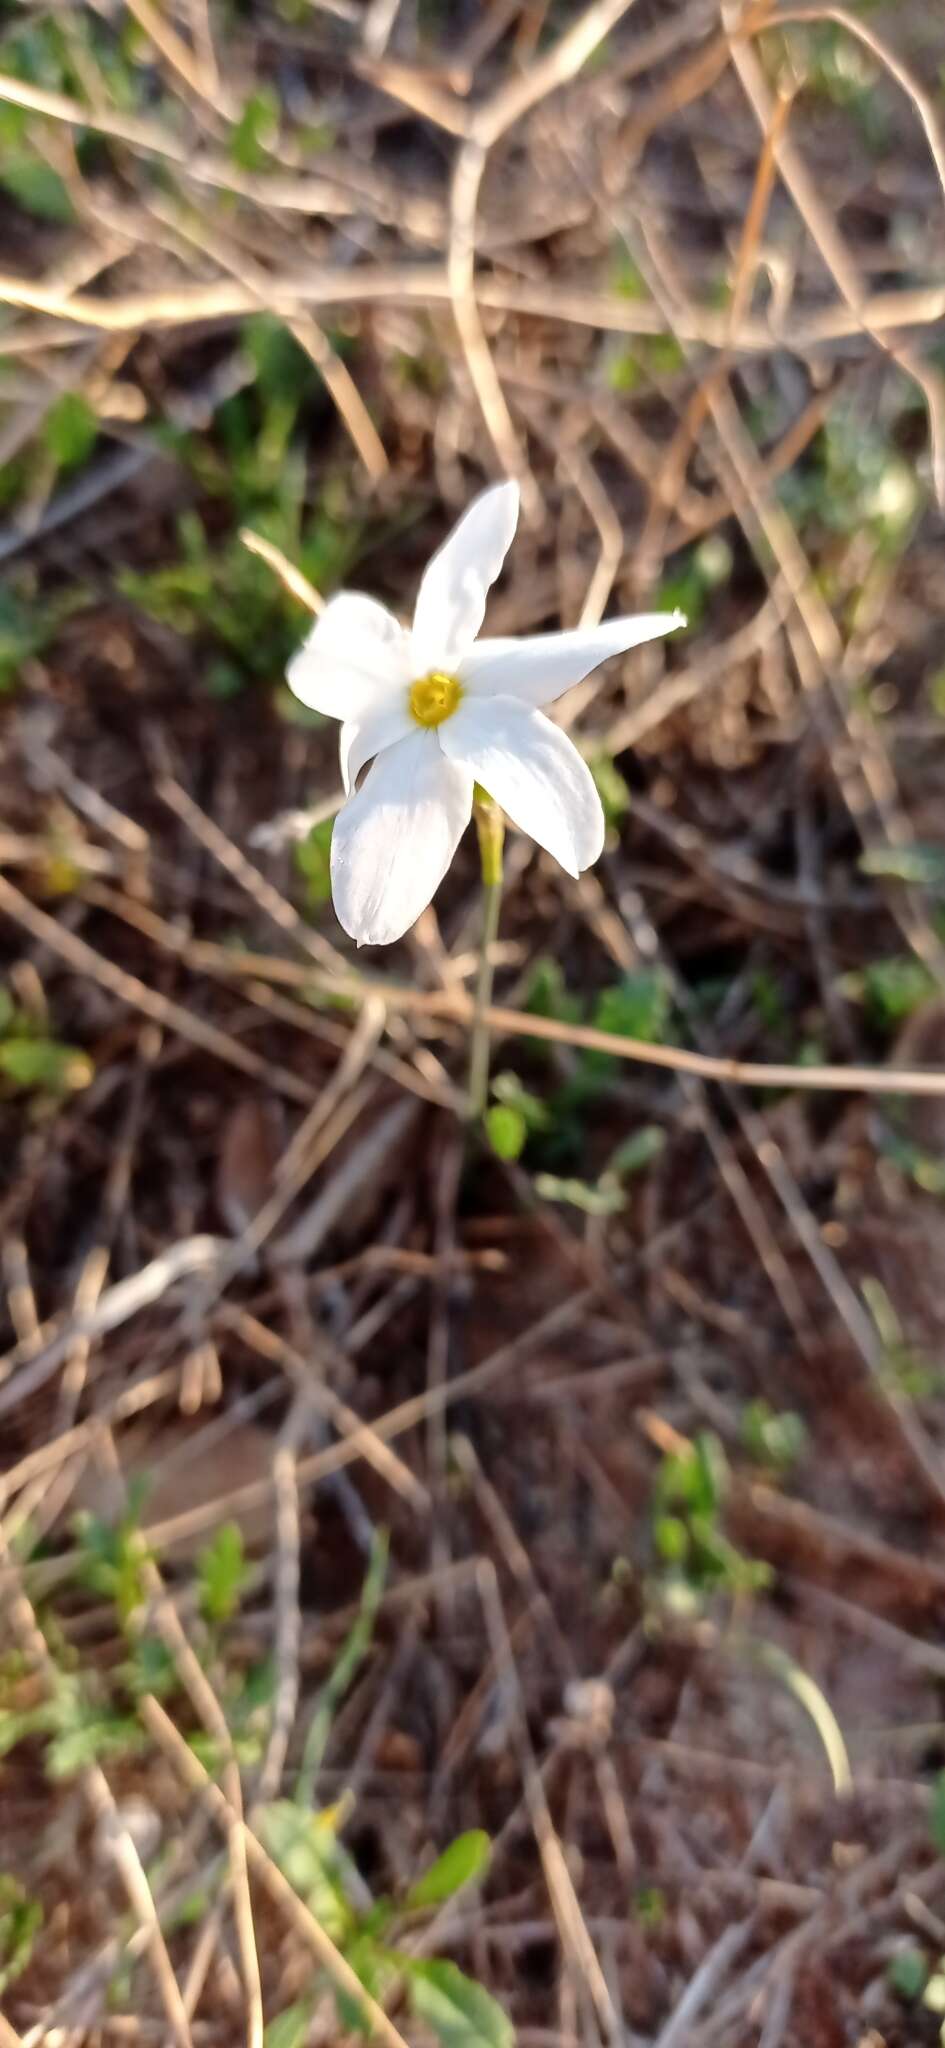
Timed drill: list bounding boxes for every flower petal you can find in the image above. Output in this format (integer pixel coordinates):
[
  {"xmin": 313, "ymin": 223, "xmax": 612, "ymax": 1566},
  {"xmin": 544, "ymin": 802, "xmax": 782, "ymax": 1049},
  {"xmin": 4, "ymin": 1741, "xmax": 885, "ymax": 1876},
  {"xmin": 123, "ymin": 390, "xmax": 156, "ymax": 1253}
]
[
  {"xmin": 441, "ymin": 694, "xmax": 604, "ymax": 878},
  {"xmin": 339, "ymin": 698, "xmax": 413, "ymax": 795},
  {"xmin": 287, "ymin": 592, "xmax": 411, "ymax": 721},
  {"xmin": 331, "ymin": 730, "xmax": 473, "ymax": 946},
  {"xmin": 459, "ymin": 610, "xmax": 686, "ymax": 707},
  {"xmin": 411, "ymin": 480, "xmax": 519, "ymax": 672}
]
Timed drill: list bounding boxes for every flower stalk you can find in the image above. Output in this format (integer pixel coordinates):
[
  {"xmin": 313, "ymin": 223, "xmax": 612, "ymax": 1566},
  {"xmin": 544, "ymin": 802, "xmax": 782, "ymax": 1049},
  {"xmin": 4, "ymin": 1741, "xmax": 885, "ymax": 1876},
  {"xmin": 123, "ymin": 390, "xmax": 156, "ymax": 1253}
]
[{"xmin": 467, "ymin": 791, "xmax": 505, "ymax": 1120}]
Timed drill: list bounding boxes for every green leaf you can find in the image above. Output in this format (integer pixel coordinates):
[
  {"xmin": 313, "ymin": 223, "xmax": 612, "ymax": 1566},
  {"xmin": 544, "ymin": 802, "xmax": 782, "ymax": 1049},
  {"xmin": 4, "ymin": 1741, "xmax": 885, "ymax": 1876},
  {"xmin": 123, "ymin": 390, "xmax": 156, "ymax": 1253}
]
[
  {"xmin": 653, "ymin": 1431, "xmax": 734, "ymax": 1594},
  {"xmin": 0, "ymin": 587, "xmax": 54, "ymax": 691},
  {"xmin": 230, "ymin": 86, "xmax": 280, "ymax": 169},
  {"xmin": 590, "ymin": 754, "xmax": 630, "ymax": 827},
  {"xmin": 232, "ymin": 1656, "xmax": 277, "ymax": 1718},
  {"xmin": 750, "ymin": 968, "xmax": 786, "ymax": 1034},
  {"xmin": 265, "ymin": 2002, "xmax": 314, "ymax": 2048},
  {"xmin": 197, "ymin": 1522, "xmax": 249, "ymax": 1626},
  {"xmin": 485, "ymin": 1104, "xmax": 526, "ymax": 1161},
  {"xmin": 46, "ymin": 1705, "xmax": 146, "ymax": 1780},
  {"xmin": 568, "ymin": 972, "xmax": 674, "ymax": 1103},
  {"xmin": 164, "ymin": 1884, "xmax": 212, "ymax": 1932},
  {"xmin": 334, "ymin": 1987, "xmax": 372, "ymax": 2038},
  {"xmin": 43, "ymin": 392, "xmax": 99, "ymax": 472},
  {"xmin": 72, "ymin": 1499, "xmax": 151, "ymax": 1622},
  {"xmin": 533, "ymin": 1171, "xmax": 626, "ymax": 1217},
  {"xmin": 859, "ymin": 844, "xmax": 945, "ymax": 892},
  {"xmin": 333, "ymin": 1934, "xmax": 392, "ymax": 2037},
  {"xmin": 859, "ymin": 956, "xmax": 936, "ymax": 1027},
  {"xmin": 0, "ymin": 1702, "xmax": 52, "ymax": 1759},
  {"xmin": 0, "ymin": 156, "xmax": 73, "ymax": 222},
  {"xmin": 298, "ymin": 120, "xmax": 336, "ymax": 154},
  {"xmin": 406, "ymin": 1832, "xmax": 491, "ymax": 1911},
  {"xmin": 0, "ymin": 1037, "xmax": 93, "ymax": 1093},
  {"xmin": 654, "ymin": 1514, "xmax": 689, "ymax": 1564},
  {"xmin": 524, "ymin": 958, "xmax": 581, "ymax": 1026},
  {"xmin": 125, "ymin": 1635, "xmax": 176, "ymax": 1701},
  {"xmin": 591, "ymin": 971, "xmax": 672, "ymax": 1048},
  {"xmin": 646, "ymin": 334, "xmax": 685, "ymax": 376},
  {"xmin": 676, "ymin": 1433, "xmax": 727, "ymax": 1517},
  {"xmin": 244, "ymin": 314, "xmax": 315, "ymax": 408},
  {"xmin": 889, "ymin": 1949, "xmax": 929, "ymax": 2001},
  {"xmin": 0, "ymin": 1875, "xmax": 43, "ymax": 1994},
  {"xmin": 740, "ymin": 1399, "xmax": 807, "ymax": 1472},
  {"xmin": 610, "ymin": 245, "xmax": 649, "ymax": 301},
  {"xmin": 689, "ymin": 1517, "xmax": 772, "ymax": 1596},
  {"xmin": 107, "ymin": 1957, "xmax": 136, "ymax": 2012},
  {"xmin": 404, "ymin": 1960, "xmax": 513, "ymax": 2048},
  {"xmin": 490, "ymin": 1071, "xmax": 549, "ymax": 1133},
  {"xmin": 930, "ymin": 1770, "xmax": 945, "ymax": 1857},
  {"xmin": 654, "ymin": 562, "xmax": 705, "ymax": 627},
  {"xmin": 205, "ymin": 657, "xmax": 244, "ymax": 700},
  {"xmin": 607, "ymin": 1126, "xmax": 665, "ymax": 1179},
  {"xmin": 256, "ymin": 1801, "xmax": 352, "ymax": 1944},
  {"xmin": 190, "ymin": 1726, "xmax": 264, "ymax": 1773},
  {"xmin": 294, "ymin": 819, "xmax": 334, "ymax": 909},
  {"xmin": 295, "ymin": 1531, "xmax": 388, "ymax": 1804},
  {"xmin": 606, "ymin": 347, "xmax": 642, "ymax": 393}
]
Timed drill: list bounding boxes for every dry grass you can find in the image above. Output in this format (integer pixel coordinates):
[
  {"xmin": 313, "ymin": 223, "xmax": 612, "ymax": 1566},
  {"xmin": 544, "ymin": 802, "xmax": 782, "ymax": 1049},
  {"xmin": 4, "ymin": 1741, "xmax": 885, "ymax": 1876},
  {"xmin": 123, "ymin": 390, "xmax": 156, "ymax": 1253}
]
[{"xmin": 2, "ymin": 1, "xmax": 945, "ymax": 2044}]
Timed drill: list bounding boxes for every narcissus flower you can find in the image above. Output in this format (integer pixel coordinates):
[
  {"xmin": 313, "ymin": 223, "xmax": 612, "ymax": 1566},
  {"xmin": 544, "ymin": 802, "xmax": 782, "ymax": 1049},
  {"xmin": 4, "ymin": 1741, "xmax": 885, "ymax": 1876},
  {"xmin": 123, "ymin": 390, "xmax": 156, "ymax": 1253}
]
[{"xmin": 287, "ymin": 481, "xmax": 685, "ymax": 946}]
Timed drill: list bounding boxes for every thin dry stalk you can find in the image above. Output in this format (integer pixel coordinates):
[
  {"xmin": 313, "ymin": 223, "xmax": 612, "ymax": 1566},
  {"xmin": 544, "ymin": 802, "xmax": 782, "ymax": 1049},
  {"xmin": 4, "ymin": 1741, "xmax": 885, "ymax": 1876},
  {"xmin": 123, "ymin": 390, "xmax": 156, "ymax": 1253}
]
[
  {"xmin": 726, "ymin": 0, "xmax": 945, "ymax": 505},
  {"xmin": 477, "ymin": 1561, "xmax": 622, "ymax": 2043},
  {"xmin": 140, "ymin": 1577, "xmax": 264, "ymax": 2048},
  {"xmin": 240, "ymin": 529, "xmax": 324, "ymax": 614},
  {"xmin": 254, "ymin": 1429, "xmax": 302, "ymax": 1803},
  {"xmin": 139, "ymin": 1696, "xmax": 413, "ymax": 2048},
  {"xmin": 653, "ymin": 1919, "xmax": 756, "ymax": 2048},
  {"xmin": 1, "ymin": 260, "xmax": 943, "ymax": 349},
  {"xmin": 762, "ymin": 5, "xmax": 945, "ymax": 233},
  {"xmin": 447, "ymin": 0, "xmax": 646, "ymax": 510},
  {"xmin": 0, "ymin": 1235, "xmax": 225, "ymax": 1415},
  {"xmin": 217, "ymin": 1305, "xmax": 430, "ymax": 1510},
  {"xmin": 53, "ymin": 1292, "xmax": 595, "ymax": 1563},
  {"xmin": 152, "ymin": 769, "xmax": 347, "ymax": 978},
  {"xmin": 0, "ymin": 1527, "xmax": 195, "ymax": 2048},
  {"xmin": 0, "ymin": 873, "xmax": 316, "ymax": 1104},
  {"xmin": 330, "ymin": 982, "xmax": 945, "ymax": 1098},
  {"xmin": 25, "ymin": 881, "xmax": 942, "ymax": 1096},
  {"xmin": 122, "ymin": 0, "xmax": 233, "ymax": 117}
]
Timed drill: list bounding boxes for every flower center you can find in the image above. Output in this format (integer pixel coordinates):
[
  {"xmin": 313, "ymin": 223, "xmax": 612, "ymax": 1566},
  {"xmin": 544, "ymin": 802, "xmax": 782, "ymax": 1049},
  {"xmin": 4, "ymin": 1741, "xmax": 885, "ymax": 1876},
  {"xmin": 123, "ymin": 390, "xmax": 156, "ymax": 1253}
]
[{"xmin": 409, "ymin": 670, "xmax": 461, "ymax": 729}]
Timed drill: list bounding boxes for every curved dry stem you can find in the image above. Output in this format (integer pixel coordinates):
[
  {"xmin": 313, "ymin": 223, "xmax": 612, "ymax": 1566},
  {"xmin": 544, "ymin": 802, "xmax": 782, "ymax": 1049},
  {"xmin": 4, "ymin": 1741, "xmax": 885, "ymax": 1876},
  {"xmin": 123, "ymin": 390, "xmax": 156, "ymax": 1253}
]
[
  {"xmin": 448, "ymin": 137, "xmax": 539, "ymax": 512},
  {"xmin": 725, "ymin": 0, "xmax": 945, "ymax": 505}
]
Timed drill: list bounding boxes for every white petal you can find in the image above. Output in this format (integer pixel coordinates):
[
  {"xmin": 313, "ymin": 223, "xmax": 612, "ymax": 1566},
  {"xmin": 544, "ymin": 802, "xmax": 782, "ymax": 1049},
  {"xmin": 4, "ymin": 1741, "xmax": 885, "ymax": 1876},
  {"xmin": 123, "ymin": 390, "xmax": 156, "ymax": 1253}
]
[
  {"xmin": 441, "ymin": 695, "xmax": 604, "ymax": 878},
  {"xmin": 459, "ymin": 609, "xmax": 686, "ymax": 707},
  {"xmin": 411, "ymin": 480, "xmax": 519, "ymax": 672},
  {"xmin": 331, "ymin": 730, "xmax": 473, "ymax": 946},
  {"xmin": 287, "ymin": 592, "xmax": 411, "ymax": 721},
  {"xmin": 339, "ymin": 698, "xmax": 413, "ymax": 795}
]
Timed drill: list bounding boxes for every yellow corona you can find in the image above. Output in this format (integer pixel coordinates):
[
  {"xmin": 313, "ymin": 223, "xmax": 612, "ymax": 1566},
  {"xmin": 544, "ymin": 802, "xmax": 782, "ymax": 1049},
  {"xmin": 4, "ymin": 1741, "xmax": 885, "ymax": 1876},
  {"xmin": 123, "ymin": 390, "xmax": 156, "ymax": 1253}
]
[{"xmin": 408, "ymin": 671, "xmax": 462, "ymax": 728}]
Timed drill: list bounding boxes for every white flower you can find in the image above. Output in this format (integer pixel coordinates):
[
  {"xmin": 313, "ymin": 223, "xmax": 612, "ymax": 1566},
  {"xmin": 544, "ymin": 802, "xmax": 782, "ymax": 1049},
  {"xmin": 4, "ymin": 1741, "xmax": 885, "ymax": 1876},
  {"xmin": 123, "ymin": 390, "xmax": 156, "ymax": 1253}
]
[{"xmin": 287, "ymin": 480, "xmax": 685, "ymax": 947}]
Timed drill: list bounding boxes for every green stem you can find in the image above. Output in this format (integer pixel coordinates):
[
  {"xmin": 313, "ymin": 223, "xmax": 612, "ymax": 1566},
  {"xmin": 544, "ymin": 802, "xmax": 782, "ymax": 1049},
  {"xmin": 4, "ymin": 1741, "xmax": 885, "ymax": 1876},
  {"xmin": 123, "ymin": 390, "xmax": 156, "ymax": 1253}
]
[{"xmin": 467, "ymin": 795, "xmax": 505, "ymax": 1121}]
